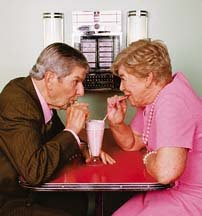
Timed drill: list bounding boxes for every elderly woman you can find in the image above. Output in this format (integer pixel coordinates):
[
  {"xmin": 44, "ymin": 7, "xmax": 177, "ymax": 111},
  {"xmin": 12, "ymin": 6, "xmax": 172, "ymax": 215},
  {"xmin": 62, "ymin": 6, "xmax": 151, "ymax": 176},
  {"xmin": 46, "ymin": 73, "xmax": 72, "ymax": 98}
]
[{"xmin": 107, "ymin": 39, "xmax": 202, "ymax": 216}]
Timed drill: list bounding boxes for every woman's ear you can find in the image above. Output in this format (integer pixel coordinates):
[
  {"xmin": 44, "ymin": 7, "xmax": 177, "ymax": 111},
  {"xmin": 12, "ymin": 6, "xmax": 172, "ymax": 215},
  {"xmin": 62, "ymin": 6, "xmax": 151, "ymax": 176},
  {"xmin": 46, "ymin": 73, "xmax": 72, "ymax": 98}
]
[
  {"xmin": 44, "ymin": 71, "xmax": 57, "ymax": 91},
  {"xmin": 145, "ymin": 72, "xmax": 154, "ymax": 88}
]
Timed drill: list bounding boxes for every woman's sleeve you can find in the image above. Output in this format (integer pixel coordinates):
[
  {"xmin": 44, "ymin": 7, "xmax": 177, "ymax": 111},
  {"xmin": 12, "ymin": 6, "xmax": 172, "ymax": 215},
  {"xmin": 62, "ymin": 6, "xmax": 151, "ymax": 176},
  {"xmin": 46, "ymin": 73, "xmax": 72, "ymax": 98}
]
[{"xmin": 155, "ymin": 94, "xmax": 195, "ymax": 150}]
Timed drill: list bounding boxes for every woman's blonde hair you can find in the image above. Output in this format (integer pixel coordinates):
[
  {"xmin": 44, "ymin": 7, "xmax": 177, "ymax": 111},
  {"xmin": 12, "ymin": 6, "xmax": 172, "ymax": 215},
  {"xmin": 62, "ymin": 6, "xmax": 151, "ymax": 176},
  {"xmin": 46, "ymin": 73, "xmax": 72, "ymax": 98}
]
[{"xmin": 112, "ymin": 39, "xmax": 172, "ymax": 84}]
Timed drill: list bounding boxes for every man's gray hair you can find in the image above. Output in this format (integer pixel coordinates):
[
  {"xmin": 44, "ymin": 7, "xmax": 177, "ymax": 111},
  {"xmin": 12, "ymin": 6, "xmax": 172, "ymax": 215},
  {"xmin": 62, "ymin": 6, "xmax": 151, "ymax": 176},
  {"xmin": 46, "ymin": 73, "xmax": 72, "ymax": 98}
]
[{"xmin": 30, "ymin": 43, "xmax": 89, "ymax": 80}]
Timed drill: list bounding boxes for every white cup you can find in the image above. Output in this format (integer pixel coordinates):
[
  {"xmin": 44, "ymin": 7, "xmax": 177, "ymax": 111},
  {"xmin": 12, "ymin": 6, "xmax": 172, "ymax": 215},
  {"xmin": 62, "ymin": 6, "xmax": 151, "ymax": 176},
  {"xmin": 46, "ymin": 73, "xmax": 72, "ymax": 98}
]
[{"xmin": 86, "ymin": 120, "xmax": 105, "ymax": 159}]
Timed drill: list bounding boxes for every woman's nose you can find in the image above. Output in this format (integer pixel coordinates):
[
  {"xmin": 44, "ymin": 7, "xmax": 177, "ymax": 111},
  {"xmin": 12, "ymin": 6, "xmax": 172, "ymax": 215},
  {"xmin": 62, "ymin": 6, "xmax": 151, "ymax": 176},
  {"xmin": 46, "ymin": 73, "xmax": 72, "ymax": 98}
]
[{"xmin": 120, "ymin": 81, "xmax": 124, "ymax": 91}]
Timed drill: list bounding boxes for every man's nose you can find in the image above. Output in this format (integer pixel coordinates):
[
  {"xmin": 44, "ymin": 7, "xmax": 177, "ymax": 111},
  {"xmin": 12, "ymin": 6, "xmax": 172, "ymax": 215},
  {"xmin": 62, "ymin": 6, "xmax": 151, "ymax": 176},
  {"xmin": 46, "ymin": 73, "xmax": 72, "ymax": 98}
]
[{"xmin": 77, "ymin": 83, "xmax": 84, "ymax": 96}]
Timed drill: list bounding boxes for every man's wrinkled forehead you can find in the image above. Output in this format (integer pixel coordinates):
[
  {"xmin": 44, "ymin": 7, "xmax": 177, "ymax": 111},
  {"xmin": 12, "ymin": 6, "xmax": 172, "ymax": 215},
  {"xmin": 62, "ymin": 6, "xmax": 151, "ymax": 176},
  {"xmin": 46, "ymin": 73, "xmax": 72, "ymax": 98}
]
[{"xmin": 68, "ymin": 66, "xmax": 87, "ymax": 79}]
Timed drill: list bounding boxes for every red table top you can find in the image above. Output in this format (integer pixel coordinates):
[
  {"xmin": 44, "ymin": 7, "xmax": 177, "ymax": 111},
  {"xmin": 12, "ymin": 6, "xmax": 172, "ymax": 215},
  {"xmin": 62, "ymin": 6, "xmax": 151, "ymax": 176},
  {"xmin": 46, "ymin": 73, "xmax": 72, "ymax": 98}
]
[
  {"xmin": 51, "ymin": 150, "xmax": 155, "ymax": 184},
  {"xmin": 50, "ymin": 129, "xmax": 156, "ymax": 184},
  {"xmin": 20, "ymin": 129, "xmax": 171, "ymax": 191}
]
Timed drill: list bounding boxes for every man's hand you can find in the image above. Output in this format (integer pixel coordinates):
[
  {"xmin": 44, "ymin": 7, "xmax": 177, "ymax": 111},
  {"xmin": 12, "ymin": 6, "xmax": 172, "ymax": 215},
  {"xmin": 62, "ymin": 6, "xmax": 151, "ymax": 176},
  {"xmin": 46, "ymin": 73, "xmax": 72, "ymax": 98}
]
[
  {"xmin": 99, "ymin": 151, "xmax": 116, "ymax": 165},
  {"xmin": 81, "ymin": 145, "xmax": 116, "ymax": 165},
  {"xmin": 65, "ymin": 102, "xmax": 89, "ymax": 134}
]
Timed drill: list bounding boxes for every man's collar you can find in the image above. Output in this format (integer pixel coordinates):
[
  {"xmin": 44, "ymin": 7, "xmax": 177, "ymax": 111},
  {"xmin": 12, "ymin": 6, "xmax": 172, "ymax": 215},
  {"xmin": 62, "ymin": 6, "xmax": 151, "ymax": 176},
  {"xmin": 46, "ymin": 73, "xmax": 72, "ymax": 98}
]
[{"xmin": 31, "ymin": 78, "xmax": 53, "ymax": 124}]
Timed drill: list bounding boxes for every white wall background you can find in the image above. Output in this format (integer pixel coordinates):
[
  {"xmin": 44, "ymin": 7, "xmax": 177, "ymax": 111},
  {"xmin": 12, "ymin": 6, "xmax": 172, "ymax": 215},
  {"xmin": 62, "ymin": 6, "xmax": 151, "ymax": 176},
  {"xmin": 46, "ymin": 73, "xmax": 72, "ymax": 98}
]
[{"xmin": 0, "ymin": 0, "xmax": 202, "ymax": 121}]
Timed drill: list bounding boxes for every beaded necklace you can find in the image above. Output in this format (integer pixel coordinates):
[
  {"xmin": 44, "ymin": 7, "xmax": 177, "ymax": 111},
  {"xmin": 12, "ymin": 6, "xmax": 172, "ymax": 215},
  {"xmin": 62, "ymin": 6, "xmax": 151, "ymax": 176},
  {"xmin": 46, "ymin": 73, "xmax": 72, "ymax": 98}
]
[{"xmin": 142, "ymin": 94, "xmax": 159, "ymax": 145}]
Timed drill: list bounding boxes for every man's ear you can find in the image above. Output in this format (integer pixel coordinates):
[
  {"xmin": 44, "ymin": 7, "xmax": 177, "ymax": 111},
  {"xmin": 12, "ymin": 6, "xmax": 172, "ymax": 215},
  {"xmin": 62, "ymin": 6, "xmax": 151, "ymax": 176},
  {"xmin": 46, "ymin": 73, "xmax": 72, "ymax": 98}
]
[
  {"xmin": 145, "ymin": 72, "xmax": 154, "ymax": 88},
  {"xmin": 44, "ymin": 71, "xmax": 57, "ymax": 91}
]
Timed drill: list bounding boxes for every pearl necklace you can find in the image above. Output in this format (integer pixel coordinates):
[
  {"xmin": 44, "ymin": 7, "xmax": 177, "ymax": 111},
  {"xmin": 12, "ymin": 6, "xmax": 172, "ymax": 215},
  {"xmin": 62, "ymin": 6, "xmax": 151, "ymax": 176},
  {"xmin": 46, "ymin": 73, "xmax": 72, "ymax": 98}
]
[{"xmin": 142, "ymin": 94, "xmax": 159, "ymax": 145}]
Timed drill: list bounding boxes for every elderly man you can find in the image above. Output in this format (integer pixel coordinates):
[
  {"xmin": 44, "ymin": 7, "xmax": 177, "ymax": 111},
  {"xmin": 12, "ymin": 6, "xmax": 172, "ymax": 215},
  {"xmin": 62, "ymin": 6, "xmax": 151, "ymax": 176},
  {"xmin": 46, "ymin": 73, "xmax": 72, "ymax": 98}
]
[{"xmin": 0, "ymin": 43, "xmax": 114, "ymax": 216}]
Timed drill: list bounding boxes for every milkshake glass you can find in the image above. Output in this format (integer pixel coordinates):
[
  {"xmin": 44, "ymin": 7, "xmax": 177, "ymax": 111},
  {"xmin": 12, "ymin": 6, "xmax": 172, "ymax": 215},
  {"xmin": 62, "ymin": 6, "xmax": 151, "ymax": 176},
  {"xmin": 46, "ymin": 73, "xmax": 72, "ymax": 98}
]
[{"xmin": 86, "ymin": 120, "xmax": 105, "ymax": 165}]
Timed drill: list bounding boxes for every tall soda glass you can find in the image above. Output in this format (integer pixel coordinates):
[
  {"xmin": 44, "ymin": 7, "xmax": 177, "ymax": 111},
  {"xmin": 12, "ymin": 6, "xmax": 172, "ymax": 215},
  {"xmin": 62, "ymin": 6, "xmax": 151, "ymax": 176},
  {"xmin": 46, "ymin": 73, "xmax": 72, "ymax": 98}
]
[{"xmin": 86, "ymin": 120, "xmax": 105, "ymax": 165}]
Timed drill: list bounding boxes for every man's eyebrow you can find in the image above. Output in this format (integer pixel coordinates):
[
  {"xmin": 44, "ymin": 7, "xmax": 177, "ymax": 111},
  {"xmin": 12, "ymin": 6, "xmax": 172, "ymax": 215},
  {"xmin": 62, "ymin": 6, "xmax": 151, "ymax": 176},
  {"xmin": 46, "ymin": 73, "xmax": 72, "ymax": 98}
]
[
  {"xmin": 74, "ymin": 75, "xmax": 83, "ymax": 80},
  {"xmin": 73, "ymin": 75, "xmax": 81, "ymax": 79}
]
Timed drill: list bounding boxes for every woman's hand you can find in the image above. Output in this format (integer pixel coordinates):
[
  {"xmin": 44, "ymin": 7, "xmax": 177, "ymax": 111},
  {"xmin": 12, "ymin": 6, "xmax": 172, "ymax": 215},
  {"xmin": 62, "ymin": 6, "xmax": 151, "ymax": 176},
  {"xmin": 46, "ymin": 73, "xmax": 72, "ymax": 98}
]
[{"xmin": 107, "ymin": 95, "xmax": 127, "ymax": 126}]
